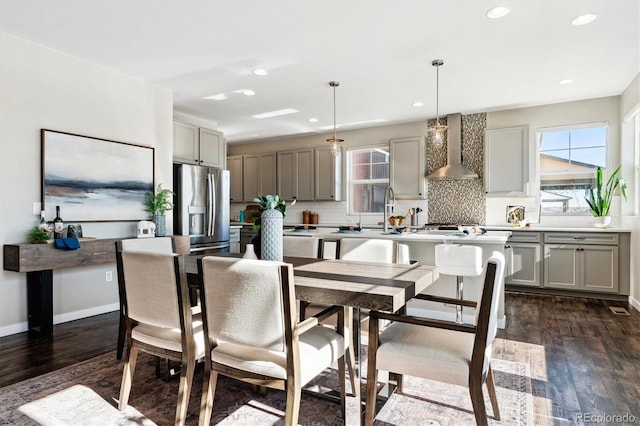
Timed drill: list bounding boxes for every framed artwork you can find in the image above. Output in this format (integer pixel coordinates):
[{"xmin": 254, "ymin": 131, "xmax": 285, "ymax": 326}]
[
  {"xmin": 506, "ymin": 205, "xmax": 525, "ymax": 223},
  {"xmin": 41, "ymin": 129, "xmax": 155, "ymax": 222}
]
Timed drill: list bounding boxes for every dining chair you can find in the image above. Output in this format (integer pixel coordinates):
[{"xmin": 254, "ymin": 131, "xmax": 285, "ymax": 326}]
[
  {"xmin": 364, "ymin": 253, "xmax": 505, "ymax": 426},
  {"xmin": 283, "ymin": 235, "xmax": 323, "ymax": 258},
  {"xmin": 115, "ymin": 237, "xmax": 176, "ymax": 360},
  {"xmin": 116, "ymin": 249, "xmax": 205, "ymax": 426},
  {"xmin": 197, "ymin": 257, "xmax": 346, "ymax": 426}
]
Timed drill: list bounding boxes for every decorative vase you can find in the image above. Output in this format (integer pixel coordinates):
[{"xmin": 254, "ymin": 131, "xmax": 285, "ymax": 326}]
[
  {"xmin": 243, "ymin": 243, "xmax": 258, "ymax": 259},
  {"xmin": 261, "ymin": 208, "xmax": 283, "ymax": 261},
  {"xmin": 593, "ymin": 216, "xmax": 611, "ymax": 228},
  {"xmin": 154, "ymin": 214, "xmax": 166, "ymax": 237}
]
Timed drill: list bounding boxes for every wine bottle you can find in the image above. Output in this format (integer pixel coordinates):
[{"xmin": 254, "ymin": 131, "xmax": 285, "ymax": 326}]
[{"xmin": 53, "ymin": 205, "xmax": 64, "ymax": 239}]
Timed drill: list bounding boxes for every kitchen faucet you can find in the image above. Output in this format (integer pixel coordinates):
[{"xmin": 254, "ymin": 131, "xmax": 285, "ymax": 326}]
[{"xmin": 383, "ymin": 185, "xmax": 395, "ymax": 233}]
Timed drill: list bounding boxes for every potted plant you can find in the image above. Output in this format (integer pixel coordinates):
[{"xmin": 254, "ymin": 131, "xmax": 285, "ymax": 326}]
[
  {"xmin": 585, "ymin": 165, "xmax": 627, "ymax": 228},
  {"xmin": 28, "ymin": 226, "xmax": 51, "ymax": 244},
  {"xmin": 144, "ymin": 184, "xmax": 174, "ymax": 236}
]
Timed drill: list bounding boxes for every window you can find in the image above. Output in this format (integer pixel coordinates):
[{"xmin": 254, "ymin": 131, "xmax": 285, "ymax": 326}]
[
  {"xmin": 347, "ymin": 146, "xmax": 389, "ymax": 214},
  {"xmin": 537, "ymin": 123, "xmax": 607, "ymax": 215}
]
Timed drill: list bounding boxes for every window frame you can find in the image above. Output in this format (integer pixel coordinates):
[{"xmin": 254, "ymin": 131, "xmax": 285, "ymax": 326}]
[
  {"xmin": 535, "ymin": 121, "xmax": 609, "ymax": 216},
  {"xmin": 346, "ymin": 144, "xmax": 390, "ymax": 216}
]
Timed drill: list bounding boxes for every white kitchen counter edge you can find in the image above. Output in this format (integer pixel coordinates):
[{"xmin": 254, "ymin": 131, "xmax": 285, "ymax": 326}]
[
  {"xmin": 284, "ymin": 229, "xmax": 511, "ymax": 244},
  {"xmin": 484, "ymin": 225, "xmax": 631, "ymax": 233}
]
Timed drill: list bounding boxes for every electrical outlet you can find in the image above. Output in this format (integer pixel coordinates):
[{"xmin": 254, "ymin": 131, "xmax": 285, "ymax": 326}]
[{"xmin": 106, "ymin": 271, "xmax": 113, "ymax": 282}]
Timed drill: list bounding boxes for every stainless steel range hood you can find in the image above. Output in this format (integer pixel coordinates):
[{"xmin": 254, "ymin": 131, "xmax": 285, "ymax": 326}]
[{"xmin": 426, "ymin": 113, "xmax": 478, "ymax": 180}]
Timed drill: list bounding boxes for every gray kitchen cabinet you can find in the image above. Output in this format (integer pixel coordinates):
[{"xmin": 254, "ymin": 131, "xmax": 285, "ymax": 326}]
[
  {"xmin": 505, "ymin": 231, "xmax": 541, "ymax": 287},
  {"xmin": 389, "ymin": 136, "xmax": 426, "ymax": 199},
  {"xmin": 173, "ymin": 121, "xmax": 225, "ymax": 168},
  {"xmin": 277, "ymin": 149, "xmax": 314, "ymax": 201},
  {"xmin": 484, "ymin": 126, "xmax": 528, "ymax": 195},
  {"xmin": 543, "ymin": 233, "xmax": 619, "ymax": 293},
  {"xmin": 227, "ymin": 155, "xmax": 243, "ymax": 203},
  {"xmin": 314, "ymin": 146, "xmax": 342, "ymax": 201},
  {"xmin": 243, "ymin": 153, "xmax": 276, "ymax": 202},
  {"xmin": 229, "ymin": 226, "xmax": 241, "ymax": 253}
]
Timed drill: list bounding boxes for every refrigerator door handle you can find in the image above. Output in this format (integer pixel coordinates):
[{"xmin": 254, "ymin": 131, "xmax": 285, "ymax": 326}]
[{"xmin": 207, "ymin": 173, "xmax": 216, "ymax": 236}]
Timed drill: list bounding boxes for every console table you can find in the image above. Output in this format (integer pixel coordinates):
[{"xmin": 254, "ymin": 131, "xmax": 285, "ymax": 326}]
[{"xmin": 3, "ymin": 236, "xmax": 190, "ymax": 336}]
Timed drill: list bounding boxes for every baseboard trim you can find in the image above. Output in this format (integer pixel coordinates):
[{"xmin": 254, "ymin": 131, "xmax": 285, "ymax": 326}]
[
  {"xmin": 630, "ymin": 296, "xmax": 640, "ymax": 313},
  {"xmin": 0, "ymin": 303, "xmax": 119, "ymax": 338}
]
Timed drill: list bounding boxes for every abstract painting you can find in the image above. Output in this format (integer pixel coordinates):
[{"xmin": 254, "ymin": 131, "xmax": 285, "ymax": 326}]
[{"xmin": 41, "ymin": 129, "xmax": 154, "ymax": 222}]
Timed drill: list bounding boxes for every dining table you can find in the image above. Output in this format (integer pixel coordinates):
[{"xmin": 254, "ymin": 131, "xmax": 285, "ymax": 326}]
[{"xmin": 185, "ymin": 253, "xmax": 439, "ymax": 425}]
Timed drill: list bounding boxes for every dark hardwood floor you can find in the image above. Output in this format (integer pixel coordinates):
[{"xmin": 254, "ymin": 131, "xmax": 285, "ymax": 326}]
[{"xmin": 1, "ymin": 293, "xmax": 639, "ymax": 424}]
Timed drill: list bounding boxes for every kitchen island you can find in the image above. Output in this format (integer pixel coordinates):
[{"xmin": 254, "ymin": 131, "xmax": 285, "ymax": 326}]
[{"xmin": 283, "ymin": 228, "xmax": 511, "ymax": 327}]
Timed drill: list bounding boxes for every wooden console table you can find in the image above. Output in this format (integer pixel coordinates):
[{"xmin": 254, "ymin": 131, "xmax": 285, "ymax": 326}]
[{"xmin": 3, "ymin": 236, "xmax": 190, "ymax": 336}]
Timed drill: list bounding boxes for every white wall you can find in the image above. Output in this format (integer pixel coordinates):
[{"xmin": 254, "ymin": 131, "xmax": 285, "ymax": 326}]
[
  {"xmin": 485, "ymin": 96, "xmax": 621, "ymax": 226},
  {"xmin": 0, "ymin": 33, "xmax": 174, "ymax": 336}
]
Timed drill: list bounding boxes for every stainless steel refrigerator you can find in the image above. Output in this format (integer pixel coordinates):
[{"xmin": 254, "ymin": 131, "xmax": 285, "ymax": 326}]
[{"xmin": 173, "ymin": 164, "xmax": 230, "ymax": 253}]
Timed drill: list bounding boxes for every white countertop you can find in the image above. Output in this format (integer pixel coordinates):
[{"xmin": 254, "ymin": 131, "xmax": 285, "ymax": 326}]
[
  {"xmin": 284, "ymin": 228, "xmax": 512, "ymax": 244},
  {"xmin": 484, "ymin": 225, "xmax": 632, "ymax": 233}
]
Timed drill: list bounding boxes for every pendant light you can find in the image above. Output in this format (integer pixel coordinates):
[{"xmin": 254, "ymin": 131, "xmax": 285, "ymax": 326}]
[
  {"xmin": 326, "ymin": 81, "xmax": 344, "ymax": 151},
  {"xmin": 428, "ymin": 59, "xmax": 447, "ymax": 146}
]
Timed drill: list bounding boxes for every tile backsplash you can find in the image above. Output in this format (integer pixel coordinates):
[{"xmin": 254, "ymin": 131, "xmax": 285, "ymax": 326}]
[{"xmin": 426, "ymin": 113, "xmax": 486, "ymax": 224}]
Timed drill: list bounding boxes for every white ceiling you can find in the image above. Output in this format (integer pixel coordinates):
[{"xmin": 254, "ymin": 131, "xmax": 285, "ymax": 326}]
[{"xmin": 1, "ymin": 1, "xmax": 638, "ymax": 143}]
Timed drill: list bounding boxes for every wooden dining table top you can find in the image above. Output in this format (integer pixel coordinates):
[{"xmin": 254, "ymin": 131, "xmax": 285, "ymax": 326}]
[{"xmin": 185, "ymin": 254, "xmax": 439, "ymax": 313}]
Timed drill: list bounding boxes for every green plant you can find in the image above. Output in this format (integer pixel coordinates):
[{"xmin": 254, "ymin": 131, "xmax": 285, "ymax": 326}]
[
  {"xmin": 585, "ymin": 165, "xmax": 627, "ymax": 217},
  {"xmin": 29, "ymin": 226, "xmax": 50, "ymax": 243},
  {"xmin": 252, "ymin": 194, "xmax": 296, "ymax": 231},
  {"xmin": 144, "ymin": 184, "xmax": 174, "ymax": 215}
]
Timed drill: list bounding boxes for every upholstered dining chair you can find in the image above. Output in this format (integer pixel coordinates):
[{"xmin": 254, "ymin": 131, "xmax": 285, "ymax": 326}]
[
  {"xmin": 197, "ymin": 257, "xmax": 346, "ymax": 426},
  {"xmin": 283, "ymin": 235, "xmax": 323, "ymax": 258},
  {"xmin": 115, "ymin": 237, "xmax": 176, "ymax": 360},
  {"xmin": 116, "ymin": 249, "xmax": 205, "ymax": 426},
  {"xmin": 364, "ymin": 253, "xmax": 505, "ymax": 426}
]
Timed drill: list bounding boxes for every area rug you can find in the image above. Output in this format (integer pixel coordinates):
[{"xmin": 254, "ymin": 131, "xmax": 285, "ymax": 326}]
[{"xmin": 0, "ymin": 350, "xmax": 533, "ymax": 425}]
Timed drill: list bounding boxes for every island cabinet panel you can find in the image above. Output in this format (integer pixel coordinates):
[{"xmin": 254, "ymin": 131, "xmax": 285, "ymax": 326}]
[
  {"xmin": 484, "ymin": 126, "xmax": 528, "ymax": 195},
  {"xmin": 390, "ymin": 136, "xmax": 426, "ymax": 199}
]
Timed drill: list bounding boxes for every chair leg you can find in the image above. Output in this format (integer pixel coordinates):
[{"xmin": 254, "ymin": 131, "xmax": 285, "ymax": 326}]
[
  {"xmin": 116, "ymin": 312, "xmax": 126, "ymax": 360},
  {"xmin": 469, "ymin": 374, "xmax": 489, "ymax": 426},
  {"xmin": 337, "ymin": 354, "xmax": 347, "ymax": 420},
  {"xmin": 175, "ymin": 357, "xmax": 195, "ymax": 426},
  {"xmin": 486, "ymin": 365, "xmax": 501, "ymax": 420},
  {"xmin": 284, "ymin": 380, "xmax": 301, "ymax": 426},
  {"xmin": 345, "ymin": 307, "xmax": 360, "ymax": 397},
  {"xmin": 198, "ymin": 369, "xmax": 218, "ymax": 426},
  {"xmin": 364, "ymin": 315, "xmax": 380, "ymax": 426},
  {"xmin": 118, "ymin": 345, "xmax": 139, "ymax": 410}
]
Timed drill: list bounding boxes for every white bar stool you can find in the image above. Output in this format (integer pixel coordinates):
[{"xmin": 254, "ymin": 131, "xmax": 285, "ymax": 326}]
[{"xmin": 435, "ymin": 244, "xmax": 483, "ymax": 323}]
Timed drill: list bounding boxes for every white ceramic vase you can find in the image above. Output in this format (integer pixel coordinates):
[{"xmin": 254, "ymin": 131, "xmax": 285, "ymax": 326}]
[
  {"xmin": 593, "ymin": 216, "xmax": 611, "ymax": 228},
  {"xmin": 243, "ymin": 243, "xmax": 258, "ymax": 259},
  {"xmin": 261, "ymin": 208, "xmax": 283, "ymax": 261}
]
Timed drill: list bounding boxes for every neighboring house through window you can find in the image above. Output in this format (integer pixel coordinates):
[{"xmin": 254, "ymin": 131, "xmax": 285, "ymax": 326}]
[
  {"xmin": 537, "ymin": 123, "xmax": 607, "ymax": 215},
  {"xmin": 347, "ymin": 146, "xmax": 389, "ymax": 214}
]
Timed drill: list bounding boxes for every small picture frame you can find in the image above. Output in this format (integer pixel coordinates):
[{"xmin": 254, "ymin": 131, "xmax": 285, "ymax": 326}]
[{"xmin": 507, "ymin": 205, "xmax": 525, "ymax": 223}]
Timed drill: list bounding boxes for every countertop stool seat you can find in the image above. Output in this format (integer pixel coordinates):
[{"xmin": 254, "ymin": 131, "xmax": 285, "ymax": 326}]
[{"xmin": 435, "ymin": 244, "xmax": 483, "ymax": 323}]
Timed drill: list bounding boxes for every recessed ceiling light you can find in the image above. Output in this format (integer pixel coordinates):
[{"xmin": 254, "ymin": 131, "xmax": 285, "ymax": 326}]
[
  {"xmin": 558, "ymin": 79, "xmax": 575, "ymax": 85},
  {"xmin": 486, "ymin": 6, "xmax": 510, "ymax": 19},
  {"xmin": 572, "ymin": 13, "xmax": 597, "ymax": 26},
  {"xmin": 252, "ymin": 108, "xmax": 299, "ymax": 119},
  {"xmin": 242, "ymin": 90, "xmax": 255, "ymax": 96},
  {"xmin": 412, "ymin": 102, "xmax": 424, "ymax": 107},
  {"xmin": 308, "ymin": 118, "xmax": 318, "ymax": 122},
  {"xmin": 253, "ymin": 68, "xmax": 268, "ymax": 76},
  {"xmin": 204, "ymin": 93, "xmax": 227, "ymax": 100}
]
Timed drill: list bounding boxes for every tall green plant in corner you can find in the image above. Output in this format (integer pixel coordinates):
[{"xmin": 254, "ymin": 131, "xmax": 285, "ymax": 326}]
[{"xmin": 585, "ymin": 165, "xmax": 627, "ymax": 217}]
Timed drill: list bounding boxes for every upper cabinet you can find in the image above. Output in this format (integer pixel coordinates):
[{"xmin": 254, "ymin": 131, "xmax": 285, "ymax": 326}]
[
  {"xmin": 243, "ymin": 153, "xmax": 277, "ymax": 202},
  {"xmin": 314, "ymin": 146, "xmax": 342, "ymax": 201},
  {"xmin": 227, "ymin": 155, "xmax": 243, "ymax": 203},
  {"xmin": 389, "ymin": 136, "xmax": 426, "ymax": 199},
  {"xmin": 173, "ymin": 121, "xmax": 225, "ymax": 168},
  {"xmin": 484, "ymin": 126, "xmax": 528, "ymax": 195},
  {"xmin": 277, "ymin": 149, "xmax": 314, "ymax": 201}
]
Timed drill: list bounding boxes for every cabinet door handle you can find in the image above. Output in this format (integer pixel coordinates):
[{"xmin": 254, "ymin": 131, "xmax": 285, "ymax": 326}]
[
  {"xmin": 573, "ymin": 237, "xmax": 586, "ymax": 240},
  {"xmin": 504, "ymin": 245, "xmax": 511, "ymax": 249}
]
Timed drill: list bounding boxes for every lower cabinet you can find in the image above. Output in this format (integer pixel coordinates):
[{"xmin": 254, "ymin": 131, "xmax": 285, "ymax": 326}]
[
  {"xmin": 229, "ymin": 227, "xmax": 241, "ymax": 254},
  {"xmin": 505, "ymin": 231, "xmax": 542, "ymax": 287},
  {"xmin": 543, "ymin": 232, "xmax": 620, "ymax": 294}
]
